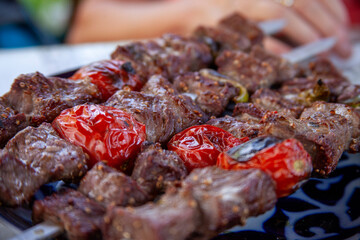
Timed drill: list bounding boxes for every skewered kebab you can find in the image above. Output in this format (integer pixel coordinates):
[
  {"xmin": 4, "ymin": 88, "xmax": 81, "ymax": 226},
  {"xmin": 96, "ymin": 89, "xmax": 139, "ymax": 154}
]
[
  {"xmin": 27, "ymin": 143, "xmax": 189, "ymax": 240},
  {"xmin": 31, "ymin": 167, "xmax": 276, "ymax": 240},
  {"xmin": 104, "ymin": 75, "xmax": 208, "ymax": 144},
  {"xmin": 3, "ymin": 12, "xmax": 360, "ymax": 240}
]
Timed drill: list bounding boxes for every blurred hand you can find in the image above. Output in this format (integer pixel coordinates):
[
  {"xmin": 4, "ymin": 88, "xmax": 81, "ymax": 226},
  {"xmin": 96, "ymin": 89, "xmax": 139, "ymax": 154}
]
[{"xmin": 197, "ymin": 0, "xmax": 352, "ymax": 58}]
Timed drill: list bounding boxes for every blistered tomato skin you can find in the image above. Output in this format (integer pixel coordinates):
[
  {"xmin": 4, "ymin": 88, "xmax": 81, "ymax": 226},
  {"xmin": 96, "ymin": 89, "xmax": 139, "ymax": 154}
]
[
  {"xmin": 52, "ymin": 104, "xmax": 146, "ymax": 171},
  {"xmin": 167, "ymin": 125, "xmax": 248, "ymax": 171},
  {"xmin": 70, "ymin": 60, "xmax": 142, "ymax": 100},
  {"xmin": 217, "ymin": 137, "xmax": 313, "ymax": 198}
]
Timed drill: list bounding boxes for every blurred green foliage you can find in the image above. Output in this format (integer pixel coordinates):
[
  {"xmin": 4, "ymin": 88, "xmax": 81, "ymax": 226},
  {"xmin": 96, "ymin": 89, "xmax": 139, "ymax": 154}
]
[{"xmin": 18, "ymin": 0, "xmax": 73, "ymax": 37}]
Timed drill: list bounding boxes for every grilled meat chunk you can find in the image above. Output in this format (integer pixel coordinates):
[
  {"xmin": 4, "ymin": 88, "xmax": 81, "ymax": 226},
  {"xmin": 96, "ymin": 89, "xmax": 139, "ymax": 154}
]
[
  {"xmin": 33, "ymin": 189, "xmax": 105, "ymax": 240},
  {"xmin": 111, "ymin": 34, "xmax": 212, "ymax": 81},
  {"xmin": 216, "ymin": 50, "xmax": 277, "ymax": 93},
  {"xmin": 251, "ymin": 88, "xmax": 304, "ymax": 118},
  {"xmin": 105, "ymin": 76, "xmax": 208, "ymax": 144},
  {"xmin": 0, "ymin": 123, "xmax": 87, "ymax": 206},
  {"xmin": 250, "ymin": 45, "xmax": 299, "ymax": 81},
  {"xmin": 173, "ymin": 69, "xmax": 239, "ymax": 116},
  {"xmin": 263, "ymin": 110, "xmax": 350, "ymax": 176},
  {"xmin": 219, "ymin": 13, "xmax": 264, "ymax": 46},
  {"xmin": 193, "ymin": 26, "xmax": 251, "ymax": 57},
  {"xmin": 0, "ymin": 99, "xmax": 28, "ymax": 147},
  {"xmin": 102, "ymin": 188, "xmax": 201, "ymax": 240},
  {"xmin": 207, "ymin": 115, "xmax": 264, "ymax": 139},
  {"xmin": 2, "ymin": 72, "xmax": 101, "ymax": 126},
  {"xmin": 131, "ymin": 143, "xmax": 188, "ymax": 198},
  {"xmin": 293, "ymin": 59, "xmax": 360, "ymax": 103},
  {"xmin": 306, "ymin": 58, "xmax": 348, "ymax": 83},
  {"xmin": 279, "ymin": 78, "xmax": 331, "ymax": 107},
  {"xmin": 233, "ymin": 102, "xmax": 269, "ymax": 119},
  {"xmin": 193, "ymin": 13, "xmax": 263, "ymax": 57},
  {"xmin": 102, "ymin": 167, "xmax": 276, "ymax": 240},
  {"xmin": 300, "ymin": 102, "xmax": 360, "ymax": 152},
  {"xmin": 79, "ymin": 162, "xmax": 149, "ymax": 207},
  {"xmin": 183, "ymin": 167, "xmax": 277, "ymax": 239}
]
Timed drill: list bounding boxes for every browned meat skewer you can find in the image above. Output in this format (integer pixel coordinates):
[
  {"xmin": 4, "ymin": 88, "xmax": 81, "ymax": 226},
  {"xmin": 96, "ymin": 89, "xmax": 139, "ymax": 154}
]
[
  {"xmin": 0, "ymin": 72, "xmax": 103, "ymax": 147},
  {"xmin": 78, "ymin": 162, "xmax": 150, "ymax": 207},
  {"xmin": 131, "ymin": 143, "xmax": 188, "ymax": 199},
  {"xmin": 102, "ymin": 167, "xmax": 276, "ymax": 240},
  {"xmin": 250, "ymin": 88, "xmax": 304, "ymax": 118},
  {"xmin": 207, "ymin": 114, "xmax": 265, "ymax": 139},
  {"xmin": 173, "ymin": 69, "xmax": 239, "ymax": 116},
  {"xmin": 2, "ymin": 72, "xmax": 102, "ymax": 126},
  {"xmin": 111, "ymin": 34, "xmax": 212, "ymax": 82},
  {"xmin": 0, "ymin": 123, "xmax": 88, "ymax": 206},
  {"xmin": 219, "ymin": 13, "xmax": 264, "ymax": 46},
  {"xmin": 216, "ymin": 50, "xmax": 277, "ymax": 93},
  {"xmin": 33, "ymin": 189, "xmax": 105, "ymax": 240},
  {"xmin": 105, "ymin": 75, "xmax": 208, "ymax": 144},
  {"xmin": 0, "ymin": 99, "xmax": 28, "ymax": 147}
]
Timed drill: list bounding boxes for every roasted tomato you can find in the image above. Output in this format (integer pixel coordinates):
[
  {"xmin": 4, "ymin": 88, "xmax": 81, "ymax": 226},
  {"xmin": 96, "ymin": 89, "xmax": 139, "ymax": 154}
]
[
  {"xmin": 52, "ymin": 104, "xmax": 146, "ymax": 171},
  {"xmin": 70, "ymin": 60, "xmax": 142, "ymax": 100},
  {"xmin": 217, "ymin": 136, "xmax": 313, "ymax": 197},
  {"xmin": 167, "ymin": 125, "xmax": 248, "ymax": 171}
]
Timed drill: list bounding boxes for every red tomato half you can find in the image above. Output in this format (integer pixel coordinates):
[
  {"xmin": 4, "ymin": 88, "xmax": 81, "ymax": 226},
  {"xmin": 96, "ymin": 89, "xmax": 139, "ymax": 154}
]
[
  {"xmin": 217, "ymin": 137, "xmax": 313, "ymax": 198},
  {"xmin": 70, "ymin": 60, "xmax": 142, "ymax": 100},
  {"xmin": 167, "ymin": 125, "xmax": 248, "ymax": 171},
  {"xmin": 52, "ymin": 104, "xmax": 146, "ymax": 171}
]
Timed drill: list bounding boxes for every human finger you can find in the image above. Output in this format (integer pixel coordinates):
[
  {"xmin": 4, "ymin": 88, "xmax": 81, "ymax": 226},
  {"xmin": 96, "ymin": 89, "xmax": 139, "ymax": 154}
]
[
  {"xmin": 263, "ymin": 36, "xmax": 292, "ymax": 55},
  {"xmin": 292, "ymin": 0, "xmax": 352, "ymax": 58},
  {"xmin": 237, "ymin": 0, "xmax": 321, "ymax": 45},
  {"xmin": 319, "ymin": 0, "xmax": 350, "ymax": 25}
]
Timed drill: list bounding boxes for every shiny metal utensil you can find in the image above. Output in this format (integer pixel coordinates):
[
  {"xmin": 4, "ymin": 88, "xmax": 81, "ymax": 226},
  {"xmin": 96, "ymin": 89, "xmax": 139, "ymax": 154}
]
[
  {"xmin": 282, "ymin": 37, "xmax": 337, "ymax": 63},
  {"xmin": 258, "ymin": 19, "xmax": 287, "ymax": 35}
]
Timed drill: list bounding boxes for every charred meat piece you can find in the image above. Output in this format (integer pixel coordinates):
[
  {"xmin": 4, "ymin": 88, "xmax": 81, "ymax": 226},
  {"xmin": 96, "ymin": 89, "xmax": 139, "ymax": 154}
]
[
  {"xmin": 336, "ymin": 84, "xmax": 360, "ymax": 106},
  {"xmin": 281, "ymin": 75, "xmax": 360, "ymax": 107},
  {"xmin": 141, "ymin": 72, "xmax": 181, "ymax": 96},
  {"xmin": 173, "ymin": 69, "xmax": 239, "ymax": 116},
  {"xmin": 79, "ymin": 162, "xmax": 149, "ymax": 207},
  {"xmin": 233, "ymin": 102, "xmax": 269, "ymax": 119},
  {"xmin": 296, "ymin": 59, "xmax": 358, "ymax": 102},
  {"xmin": 111, "ymin": 34, "xmax": 212, "ymax": 81},
  {"xmin": 219, "ymin": 13, "xmax": 264, "ymax": 46},
  {"xmin": 306, "ymin": 58, "xmax": 348, "ymax": 83},
  {"xmin": 111, "ymin": 41, "xmax": 163, "ymax": 81},
  {"xmin": 183, "ymin": 167, "xmax": 277, "ymax": 239},
  {"xmin": 263, "ymin": 110, "xmax": 350, "ymax": 176},
  {"xmin": 102, "ymin": 188, "xmax": 201, "ymax": 240},
  {"xmin": 216, "ymin": 50, "xmax": 277, "ymax": 93},
  {"xmin": 0, "ymin": 99, "xmax": 28, "ymax": 147},
  {"xmin": 33, "ymin": 189, "xmax": 105, "ymax": 240},
  {"xmin": 131, "ymin": 143, "xmax": 188, "ymax": 198},
  {"xmin": 251, "ymin": 88, "xmax": 304, "ymax": 118},
  {"xmin": 250, "ymin": 45, "xmax": 299, "ymax": 81},
  {"xmin": 102, "ymin": 167, "xmax": 276, "ymax": 240},
  {"xmin": 2, "ymin": 72, "xmax": 101, "ymax": 126},
  {"xmin": 193, "ymin": 25, "xmax": 251, "ymax": 57},
  {"xmin": 279, "ymin": 78, "xmax": 331, "ymax": 107},
  {"xmin": 300, "ymin": 102, "xmax": 360, "ymax": 152},
  {"xmin": 0, "ymin": 123, "xmax": 88, "ymax": 206},
  {"xmin": 105, "ymin": 76, "xmax": 208, "ymax": 144},
  {"xmin": 207, "ymin": 115, "xmax": 264, "ymax": 139},
  {"xmin": 193, "ymin": 13, "xmax": 264, "ymax": 57}
]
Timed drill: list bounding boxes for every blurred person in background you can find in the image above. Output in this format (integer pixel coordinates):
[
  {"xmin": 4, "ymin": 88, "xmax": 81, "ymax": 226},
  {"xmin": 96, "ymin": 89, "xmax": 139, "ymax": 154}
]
[{"xmin": 66, "ymin": 0, "xmax": 355, "ymax": 58}]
